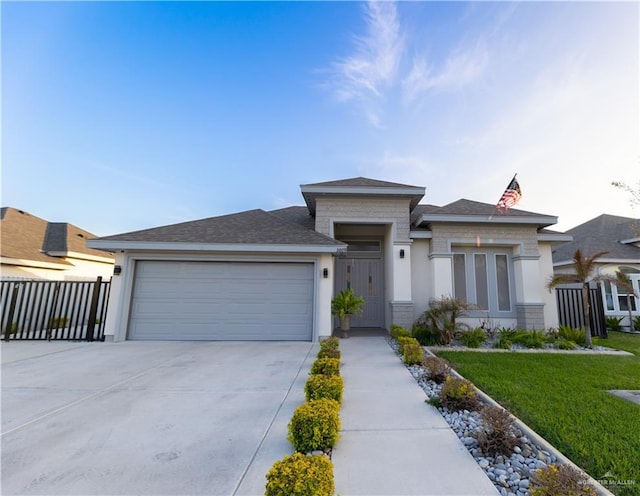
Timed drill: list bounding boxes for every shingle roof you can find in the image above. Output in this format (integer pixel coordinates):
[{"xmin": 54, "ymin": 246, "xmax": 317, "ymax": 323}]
[
  {"xmin": 302, "ymin": 177, "xmax": 419, "ymax": 189},
  {"xmin": 0, "ymin": 207, "xmax": 112, "ymax": 265},
  {"xmin": 96, "ymin": 209, "xmax": 343, "ymax": 246},
  {"xmin": 552, "ymin": 214, "xmax": 640, "ymax": 263},
  {"xmin": 269, "ymin": 206, "xmax": 316, "ymax": 230},
  {"xmin": 411, "ymin": 199, "xmax": 557, "ymax": 227}
]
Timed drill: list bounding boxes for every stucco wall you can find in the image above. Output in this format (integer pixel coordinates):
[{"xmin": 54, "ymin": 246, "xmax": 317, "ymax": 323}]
[{"xmin": 430, "ymin": 223, "xmax": 540, "ymax": 256}]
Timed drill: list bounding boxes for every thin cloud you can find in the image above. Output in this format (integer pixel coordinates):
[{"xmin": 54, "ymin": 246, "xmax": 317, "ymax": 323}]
[
  {"xmin": 327, "ymin": 1, "xmax": 403, "ymax": 125},
  {"xmin": 403, "ymin": 42, "xmax": 489, "ymax": 102}
]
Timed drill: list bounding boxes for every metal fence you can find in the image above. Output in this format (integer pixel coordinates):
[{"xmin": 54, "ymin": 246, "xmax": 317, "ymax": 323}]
[
  {"xmin": 1, "ymin": 278, "xmax": 110, "ymax": 341},
  {"xmin": 555, "ymin": 287, "xmax": 606, "ymax": 337}
]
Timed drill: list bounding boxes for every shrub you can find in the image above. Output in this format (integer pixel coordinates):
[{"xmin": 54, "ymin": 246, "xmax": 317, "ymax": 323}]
[
  {"xmin": 288, "ymin": 399, "xmax": 341, "ymax": 453},
  {"xmin": 49, "ymin": 316, "xmax": 70, "ymax": 329},
  {"xmin": 413, "ymin": 296, "xmax": 475, "ymax": 345},
  {"xmin": 390, "ymin": 324, "xmax": 411, "ymax": 340},
  {"xmin": 412, "ymin": 325, "xmax": 442, "ymax": 346},
  {"xmin": 477, "ymin": 406, "xmax": 517, "ymax": 456},
  {"xmin": 396, "ymin": 336, "xmax": 418, "ymax": 354},
  {"xmin": 439, "ymin": 377, "xmax": 479, "ymax": 411},
  {"xmin": 530, "ymin": 464, "xmax": 597, "ymax": 496},
  {"xmin": 265, "ymin": 452, "xmax": 335, "ymax": 496},
  {"xmin": 633, "ymin": 315, "xmax": 640, "ymax": 331},
  {"xmin": 513, "ymin": 329, "xmax": 547, "ymax": 349},
  {"xmin": 558, "ymin": 338, "xmax": 577, "ymax": 350},
  {"xmin": 558, "ymin": 325, "xmax": 586, "ymax": 346},
  {"xmin": 319, "ymin": 337, "xmax": 340, "ymax": 351},
  {"xmin": 421, "ymin": 356, "xmax": 451, "ymax": 383},
  {"xmin": 459, "ymin": 328, "xmax": 487, "ymax": 348},
  {"xmin": 310, "ymin": 358, "xmax": 340, "ymax": 376},
  {"xmin": 403, "ymin": 342, "xmax": 423, "ymax": 365},
  {"xmin": 605, "ymin": 316, "xmax": 624, "ymax": 333},
  {"xmin": 317, "ymin": 348, "xmax": 341, "ymax": 360},
  {"xmin": 305, "ymin": 374, "xmax": 344, "ymax": 404},
  {"xmin": 494, "ymin": 327, "xmax": 517, "ymax": 349}
]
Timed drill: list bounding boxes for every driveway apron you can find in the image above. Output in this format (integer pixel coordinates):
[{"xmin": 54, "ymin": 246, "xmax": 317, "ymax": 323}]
[{"xmin": 1, "ymin": 341, "xmax": 315, "ymax": 496}]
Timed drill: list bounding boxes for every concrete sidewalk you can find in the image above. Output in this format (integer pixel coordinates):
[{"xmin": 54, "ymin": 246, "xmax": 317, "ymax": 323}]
[{"xmin": 332, "ymin": 336, "xmax": 499, "ymax": 496}]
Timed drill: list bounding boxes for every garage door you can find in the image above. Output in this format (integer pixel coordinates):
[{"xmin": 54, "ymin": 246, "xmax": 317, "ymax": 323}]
[{"xmin": 128, "ymin": 261, "xmax": 314, "ymax": 341}]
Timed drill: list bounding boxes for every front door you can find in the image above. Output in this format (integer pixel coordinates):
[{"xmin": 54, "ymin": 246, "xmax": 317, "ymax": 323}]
[{"xmin": 335, "ymin": 256, "xmax": 384, "ymax": 327}]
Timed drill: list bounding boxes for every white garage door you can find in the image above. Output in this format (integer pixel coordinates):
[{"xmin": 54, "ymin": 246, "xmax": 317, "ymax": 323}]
[{"xmin": 128, "ymin": 261, "xmax": 314, "ymax": 341}]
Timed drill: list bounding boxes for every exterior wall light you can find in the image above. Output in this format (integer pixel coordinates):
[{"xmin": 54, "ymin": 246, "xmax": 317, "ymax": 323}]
[
  {"xmin": 323, "ymin": 268, "xmax": 329, "ymax": 278},
  {"xmin": 399, "ymin": 249, "xmax": 405, "ymax": 259},
  {"xmin": 113, "ymin": 265, "xmax": 122, "ymax": 276}
]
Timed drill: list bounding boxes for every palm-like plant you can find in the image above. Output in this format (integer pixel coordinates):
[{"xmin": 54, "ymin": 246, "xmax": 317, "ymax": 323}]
[{"xmin": 547, "ymin": 249, "xmax": 612, "ymax": 347}]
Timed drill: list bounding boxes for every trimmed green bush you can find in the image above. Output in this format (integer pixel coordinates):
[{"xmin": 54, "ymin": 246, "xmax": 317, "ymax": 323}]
[
  {"xmin": 310, "ymin": 358, "xmax": 340, "ymax": 376},
  {"xmin": 439, "ymin": 377, "xmax": 479, "ymax": 411},
  {"xmin": 605, "ymin": 316, "xmax": 624, "ymax": 333},
  {"xmin": 319, "ymin": 337, "xmax": 340, "ymax": 351},
  {"xmin": 305, "ymin": 374, "xmax": 344, "ymax": 404},
  {"xmin": 390, "ymin": 324, "xmax": 411, "ymax": 340},
  {"xmin": 396, "ymin": 336, "xmax": 418, "ymax": 354},
  {"xmin": 317, "ymin": 348, "xmax": 341, "ymax": 360},
  {"xmin": 530, "ymin": 464, "xmax": 596, "ymax": 496},
  {"xmin": 403, "ymin": 342, "xmax": 423, "ymax": 365},
  {"xmin": 265, "ymin": 452, "xmax": 335, "ymax": 496},
  {"xmin": 288, "ymin": 399, "xmax": 341, "ymax": 453},
  {"xmin": 459, "ymin": 328, "xmax": 487, "ymax": 348}
]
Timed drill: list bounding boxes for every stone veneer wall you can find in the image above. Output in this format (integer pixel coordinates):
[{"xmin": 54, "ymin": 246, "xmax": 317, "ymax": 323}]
[
  {"xmin": 516, "ymin": 304, "xmax": 546, "ymax": 330},
  {"xmin": 314, "ymin": 197, "xmax": 411, "ymax": 241},
  {"xmin": 389, "ymin": 301, "xmax": 414, "ymax": 330}
]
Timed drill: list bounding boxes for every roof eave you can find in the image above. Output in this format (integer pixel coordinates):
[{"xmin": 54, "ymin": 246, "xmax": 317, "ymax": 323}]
[
  {"xmin": 417, "ymin": 213, "xmax": 558, "ymax": 228},
  {"xmin": 537, "ymin": 233, "xmax": 573, "ymax": 243},
  {"xmin": 87, "ymin": 240, "xmax": 346, "ymax": 254},
  {"xmin": 301, "ymin": 185, "xmax": 426, "ymax": 215},
  {"xmin": 0, "ymin": 256, "xmax": 70, "ymax": 270}
]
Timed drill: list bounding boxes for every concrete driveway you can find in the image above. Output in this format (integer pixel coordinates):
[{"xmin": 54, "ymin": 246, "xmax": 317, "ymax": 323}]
[{"xmin": 1, "ymin": 341, "xmax": 316, "ymax": 495}]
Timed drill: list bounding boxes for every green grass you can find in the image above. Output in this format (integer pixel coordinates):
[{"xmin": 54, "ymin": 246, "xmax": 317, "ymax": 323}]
[{"xmin": 436, "ymin": 332, "xmax": 640, "ymax": 496}]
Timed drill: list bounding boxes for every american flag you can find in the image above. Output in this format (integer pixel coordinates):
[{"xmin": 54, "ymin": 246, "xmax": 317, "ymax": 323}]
[{"xmin": 496, "ymin": 176, "xmax": 522, "ymax": 213}]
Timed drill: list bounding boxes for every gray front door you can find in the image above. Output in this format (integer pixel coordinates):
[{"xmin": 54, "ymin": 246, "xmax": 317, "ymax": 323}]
[{"xmin": 335, "ymin": 257, "xmax": 384, "ymax": 327}]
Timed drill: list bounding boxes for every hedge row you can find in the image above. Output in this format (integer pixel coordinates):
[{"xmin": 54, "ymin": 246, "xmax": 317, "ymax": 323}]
[{"xmin": 265, "ymin": 337, "xmax": 343, "ymax": 496}]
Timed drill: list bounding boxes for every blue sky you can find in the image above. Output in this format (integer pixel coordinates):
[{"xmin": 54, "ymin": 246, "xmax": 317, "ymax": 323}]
[{"xmin": 2, "ymin": 1, "xmax": 638, "ymax": 236}]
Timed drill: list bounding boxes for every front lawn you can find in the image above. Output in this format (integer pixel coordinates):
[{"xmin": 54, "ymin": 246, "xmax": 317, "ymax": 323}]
[{"xmin": 436, "ymin": 332, "xmax": 640, "ymax": 496}]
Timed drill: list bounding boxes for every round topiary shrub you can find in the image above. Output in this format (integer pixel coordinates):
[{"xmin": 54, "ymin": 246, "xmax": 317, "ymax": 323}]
[
  {"xmin": 530, "ymin": 464, "xmax": 596, "ymax": 496},
  {"xmin": 403, "ymin": 342, "xmax": 423, "ymax": 365},
  {"xmin": 310, "ymin": 358, "xmax": 340, "ymax": 376},
  {"xmin": 317, "ymin": 348, "xmax": 341, "ymax": 360},
  {"xmin": 288, "ymin": 399, "xmax": 341, "ymax": 453},
  {"xmin": 439, "ymin": 377, "xmax": 479, "ymax": 411},
  {"xmin": 305, "ymin": 374, "xmax": 344, "ymax": 403},
  {"xmin": 265, "ymin": 452, "xmax": 335, "ymax": 496}
]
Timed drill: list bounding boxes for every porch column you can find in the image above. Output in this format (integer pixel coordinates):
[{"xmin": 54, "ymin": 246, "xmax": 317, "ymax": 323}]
[
  {"xmin": 513, "ymin": 254, "xmax": 545, "ymax": 329},
  {"xmin": 429, "ymin": 252, "xmax": 454, "ymax": 299},
  {"xmin": 389, "ymin": 242, "xmax": 414, "ymax": 329}
]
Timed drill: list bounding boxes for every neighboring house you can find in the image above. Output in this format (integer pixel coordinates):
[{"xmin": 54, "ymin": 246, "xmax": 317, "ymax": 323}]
[
  {"xmin": 0, "ymin": 207, "xmax": 114, "ymax": 281},
  {"xmin": 552, "ymin": 214, "xmax": 640, "ymax": 328},
  {"xmin": 89, "ymin": 177, "xmax": 569, "ymax": 342}
]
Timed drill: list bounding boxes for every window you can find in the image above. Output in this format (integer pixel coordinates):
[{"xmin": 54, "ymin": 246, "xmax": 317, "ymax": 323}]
[
  {"xmin": 602, "ymin": 266, "xmax": 640, "ymax": 313},
  {"xmin": 451, "ymin": 248, "xmax": 514, "ymax": 316}
]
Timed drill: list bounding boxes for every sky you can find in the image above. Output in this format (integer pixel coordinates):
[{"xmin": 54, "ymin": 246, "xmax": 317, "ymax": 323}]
[{"xmin": 2, "ymin": 1, "xmax": 639, "ymax": 237}]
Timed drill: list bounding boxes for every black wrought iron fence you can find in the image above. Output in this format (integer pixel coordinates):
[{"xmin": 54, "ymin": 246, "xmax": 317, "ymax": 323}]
[
  {"xmin": 0, "ymin": 278, "xmax": 110, "ymax": 341},
  {"xmin": 555, "ymin": 287, "xmax": 606, "ymax": 337}
]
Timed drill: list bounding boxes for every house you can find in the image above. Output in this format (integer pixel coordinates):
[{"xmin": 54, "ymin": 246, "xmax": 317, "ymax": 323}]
[
  {"xmin": 88, "ymin": 177, "xmax": 569, "ymax": 342},
  {"xmin": 552, "ymin": 214, "xmax": 640, "ymax": 328},
  {"xmin": 0, "ymin": 207, "xmax": 114, "ymax": 281}
]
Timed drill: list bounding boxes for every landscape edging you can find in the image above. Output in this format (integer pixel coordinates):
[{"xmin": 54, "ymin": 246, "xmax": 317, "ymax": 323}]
[{"xmin": 423, "ymin": 348, "xmax": 616, "ymax": 496}]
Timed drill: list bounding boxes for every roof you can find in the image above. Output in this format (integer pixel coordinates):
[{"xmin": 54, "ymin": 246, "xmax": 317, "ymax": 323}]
[
  {"xmin": 412, "ymin": 199, "xmax": 558, "ymax": 228},
  {"xmin": 0, "ymin": 207, "xmax": 113, "ymax": 267},
  {"xmin": 552, "ymin": 214, "xmax": 640, "ymax": 264},
  {"xmin": 300, "ymin": 177, "xmax": 425, "ymax": 215},
  {"xmin": 89, "ymin": 209, "xmax": 345, "ymax": 252}
]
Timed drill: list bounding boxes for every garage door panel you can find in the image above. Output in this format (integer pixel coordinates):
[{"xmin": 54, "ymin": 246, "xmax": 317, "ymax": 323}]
[{"xmin": 129, "ymin": 261, "xmax": 314, "ymax": 341}]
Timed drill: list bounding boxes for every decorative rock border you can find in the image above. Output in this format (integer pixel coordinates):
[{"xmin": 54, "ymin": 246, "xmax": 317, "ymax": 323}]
[
  {"xmin": 388, "ymin": 337, "xmax": 615, "ymax": 496},
  {"xmin": 428, "ymin": 346, "xmax": 633, "ymax": 356}
]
